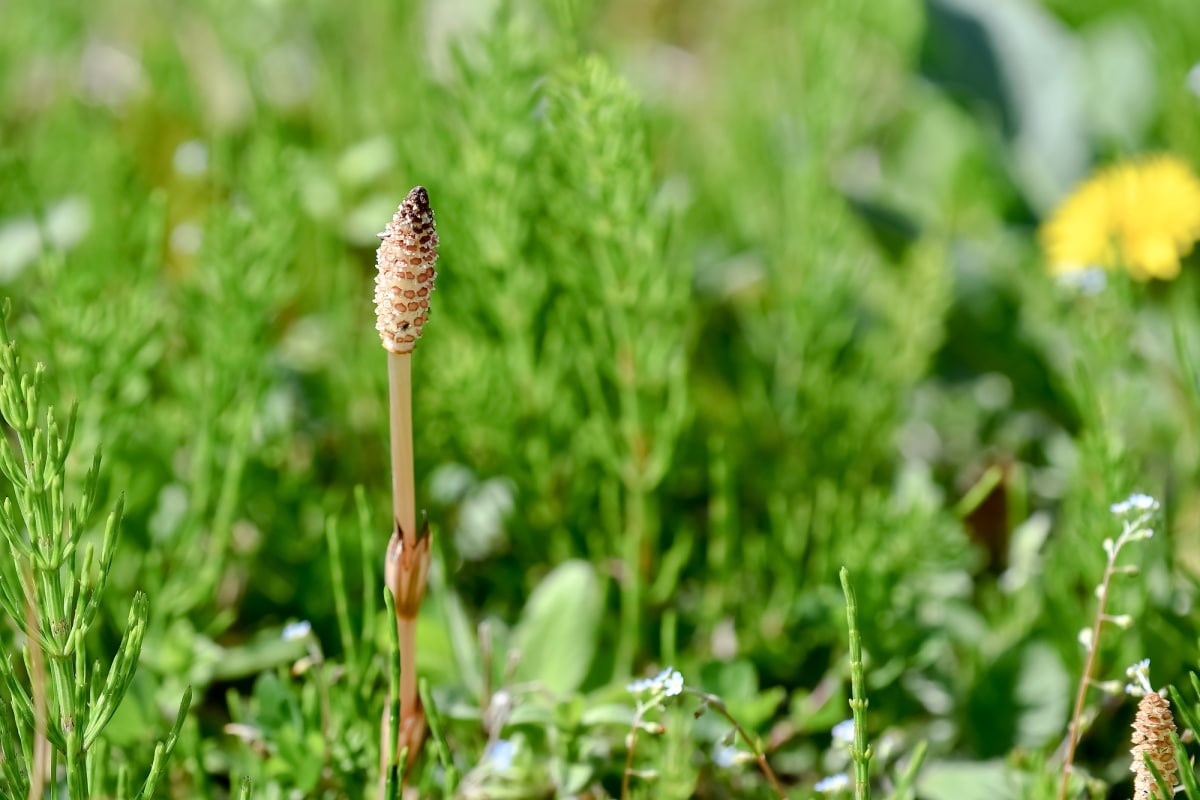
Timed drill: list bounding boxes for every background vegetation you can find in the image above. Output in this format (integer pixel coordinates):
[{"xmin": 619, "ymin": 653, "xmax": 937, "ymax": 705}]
[{"xmin": 3, "ymin": 0, "xmax": 1200, "ymax": 797}]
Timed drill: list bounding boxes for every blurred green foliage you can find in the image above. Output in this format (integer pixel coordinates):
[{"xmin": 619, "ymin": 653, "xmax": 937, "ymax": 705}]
[{"xmin": 4, "ymin": 0, "xmax": 1200, "ymax": 797}]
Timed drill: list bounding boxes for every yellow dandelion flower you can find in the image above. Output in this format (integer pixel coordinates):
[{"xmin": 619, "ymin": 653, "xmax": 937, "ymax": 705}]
[{"xmin": 1039, "ymin": 154, "xmax": 1200, "ymax": 281}]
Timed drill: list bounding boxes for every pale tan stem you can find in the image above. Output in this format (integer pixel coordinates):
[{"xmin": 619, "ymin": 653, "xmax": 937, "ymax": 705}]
[
  {"xmin": 1057, "ymin": 555, "xmax": 1117, "ymax": 800},
  {"xmin": 398, "ymin": 616, "xmax": 419, "ymax": 749},
  {"xmin": 388, "ymin": 352, "xmax": 416, "ymax": 548},
  {"xmin": 386, "ymin": 349, "xmax": 429, "ymax": 781}
]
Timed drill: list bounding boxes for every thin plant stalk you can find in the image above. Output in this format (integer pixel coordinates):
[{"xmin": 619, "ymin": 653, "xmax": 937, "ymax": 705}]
[
  {"xmin": 388, "ymin": 352, "xmax": 417, "ymax": 549},
  {"xmin": 382, "ymin": 588, "xmax": 403, "ymax": 800},
  {"xmin": 840, "ymin": 567, "xmax": 872, "ymax": 800},
  {"xmin": 419, "ymin": 677, "xmax": 460, "ymax": 794},
  {"xmin": 396, "ymin": 611, "xmax": 419, "ymax": 762},
  {"xmin": 355, "ymin": 486, "xmax": 378, "ymax": 663},
  {"xmin": 25, "ymin": 565, "xmax": 46, "ymax": 800},
  {"xmin": 1057, "ymin": 559, "xmax": 1115, "ymax": 799},
  {"xmin": 685, "ymin": 689, "xmax": 786, "ymax": 798},
  {"xmin": 620, "ymin": 703, "xmax": 646, "ymax": 800},
  {"xmin": 387, "ymin": 351, "xmax": 421, "ymax": 763},
  {"xmin": 623, "ymin": 670, "xmax": 784, "ymax": 800},
  {"xmin": 324, "ymin": 516, "xmax": 357, "ymax": 670}
]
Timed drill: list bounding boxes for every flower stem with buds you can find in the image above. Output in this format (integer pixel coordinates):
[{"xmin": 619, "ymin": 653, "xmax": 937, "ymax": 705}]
[{"xmin": 1057, "ymin": 495, "xmax": 1159, "ymax": 800}]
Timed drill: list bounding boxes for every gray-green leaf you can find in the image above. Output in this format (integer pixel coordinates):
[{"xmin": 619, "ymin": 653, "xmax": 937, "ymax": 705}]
[{"xmin": 512, "ymin": 560, "xmax": 601, "ymax": 695}]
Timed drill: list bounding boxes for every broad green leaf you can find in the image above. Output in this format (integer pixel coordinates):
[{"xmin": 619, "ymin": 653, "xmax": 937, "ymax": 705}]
[{"xmin": 512, "ymin": 560, "xmax": 601, "ymax": 695}]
